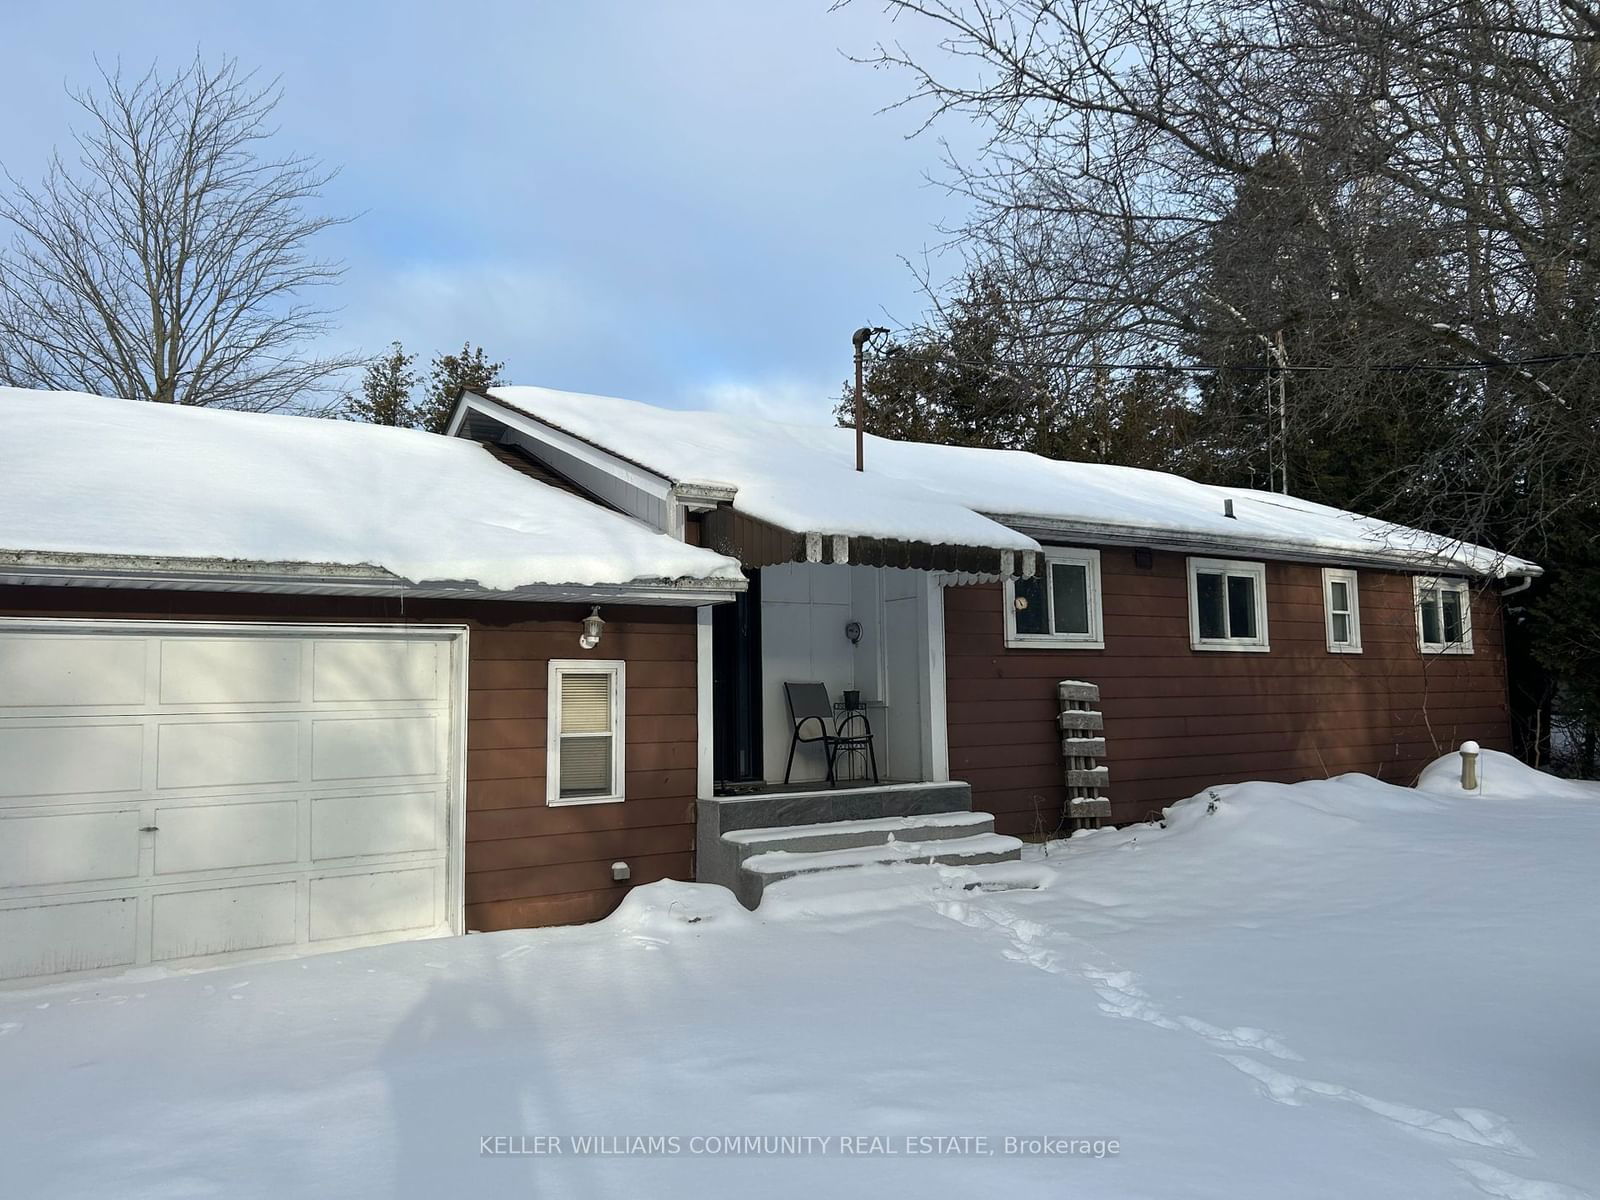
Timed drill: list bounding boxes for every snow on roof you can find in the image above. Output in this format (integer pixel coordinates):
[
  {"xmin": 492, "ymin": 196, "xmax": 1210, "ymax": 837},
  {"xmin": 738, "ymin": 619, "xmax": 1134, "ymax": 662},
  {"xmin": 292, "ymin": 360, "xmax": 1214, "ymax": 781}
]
[
  {"xmin": 484, "ymin": 386, "xmax": 1537, "ymax": 577},
  {"xmin": 485, "ymin": 387, "xmax": 1037, "ymax": 553},
  {"xmin": 0, "ymin": 389, "xmax": 743, "ymax": 592}
]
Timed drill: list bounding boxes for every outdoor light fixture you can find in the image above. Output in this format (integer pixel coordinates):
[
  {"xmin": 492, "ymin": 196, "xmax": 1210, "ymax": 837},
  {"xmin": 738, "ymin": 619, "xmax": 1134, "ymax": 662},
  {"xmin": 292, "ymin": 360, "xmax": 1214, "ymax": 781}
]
[
  {"xmin": 845, "ymin": 619, "xmax": 863, "ymax": 645},
  {"xmin": 579, "ymin": 606, "xmax": 605, "ymax": 650}
]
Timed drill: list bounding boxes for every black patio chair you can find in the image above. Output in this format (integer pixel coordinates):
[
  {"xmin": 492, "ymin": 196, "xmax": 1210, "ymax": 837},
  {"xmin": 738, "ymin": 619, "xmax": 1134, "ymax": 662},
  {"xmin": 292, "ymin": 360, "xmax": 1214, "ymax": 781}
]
[{"xmin": 783, "ymin": 681, "xmax": 879, "ymax": 787}]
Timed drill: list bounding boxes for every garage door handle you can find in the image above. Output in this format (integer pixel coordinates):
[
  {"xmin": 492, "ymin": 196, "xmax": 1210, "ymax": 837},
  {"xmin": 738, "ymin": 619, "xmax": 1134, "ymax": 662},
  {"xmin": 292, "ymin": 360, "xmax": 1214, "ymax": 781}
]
[{"xmin": 138, "ymin": 825, "xmax": 159, "ymax": 833}]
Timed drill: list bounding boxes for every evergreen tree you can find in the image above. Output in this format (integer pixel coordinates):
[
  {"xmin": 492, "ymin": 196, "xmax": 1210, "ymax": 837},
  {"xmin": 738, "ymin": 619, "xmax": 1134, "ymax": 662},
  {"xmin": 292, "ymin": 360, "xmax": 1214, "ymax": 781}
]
[
  {"xmin": 419, "ymin": 343, "xmax": 504, "ymax": 434},
  {"xmin": 345, "ymin": 342, "xmax": 418, "ymax": 427},
  {"xmin": 835, "ymin": 271, "xmax": 1196, "ymax": 473}
]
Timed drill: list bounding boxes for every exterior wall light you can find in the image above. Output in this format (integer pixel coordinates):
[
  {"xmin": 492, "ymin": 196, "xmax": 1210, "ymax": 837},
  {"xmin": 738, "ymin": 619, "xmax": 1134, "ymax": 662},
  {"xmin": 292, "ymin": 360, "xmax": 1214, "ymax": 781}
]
[{"xmin": 579, "ymin": 606, "xmax": 605, "ymax": 650}]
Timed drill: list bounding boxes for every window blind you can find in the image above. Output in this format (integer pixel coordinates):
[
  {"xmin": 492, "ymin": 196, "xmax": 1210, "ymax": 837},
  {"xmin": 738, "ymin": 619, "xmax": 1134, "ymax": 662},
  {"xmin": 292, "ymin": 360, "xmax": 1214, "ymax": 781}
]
[{"xmin": 558, "ymin": 671, "xmax": 615, "ymax": 798}]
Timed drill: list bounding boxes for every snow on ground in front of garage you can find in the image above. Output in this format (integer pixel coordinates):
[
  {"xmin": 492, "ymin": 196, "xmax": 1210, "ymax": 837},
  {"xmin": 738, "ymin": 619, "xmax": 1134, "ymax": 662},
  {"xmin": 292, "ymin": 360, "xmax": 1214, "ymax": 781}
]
[{"xmin": 2, "ymin": 751, "xmax": 1597, "ymax": 1200}]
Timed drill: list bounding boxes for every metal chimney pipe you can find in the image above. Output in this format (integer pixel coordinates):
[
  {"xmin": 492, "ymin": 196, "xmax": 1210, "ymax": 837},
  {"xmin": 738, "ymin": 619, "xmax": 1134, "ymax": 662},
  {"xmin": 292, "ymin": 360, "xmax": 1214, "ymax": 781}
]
[{"xmin": 851, "ymin": 326, "xmax": 888, "ymax": 472}]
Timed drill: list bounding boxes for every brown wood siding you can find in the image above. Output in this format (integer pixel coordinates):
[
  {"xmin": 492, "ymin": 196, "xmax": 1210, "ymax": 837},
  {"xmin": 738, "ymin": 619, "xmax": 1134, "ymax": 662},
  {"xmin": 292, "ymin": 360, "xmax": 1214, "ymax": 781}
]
[
  {"xmin": 0, "ymin": 587, "xmax": 701, "ymax": 931},
  {"xmin": 944, "ymin": 551, "xmax": 1512, "ymax": 834}
]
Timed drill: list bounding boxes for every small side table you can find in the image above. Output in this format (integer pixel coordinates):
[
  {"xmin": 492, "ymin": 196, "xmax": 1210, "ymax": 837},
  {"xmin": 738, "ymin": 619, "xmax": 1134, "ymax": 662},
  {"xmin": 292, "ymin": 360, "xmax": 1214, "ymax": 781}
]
[{"xmin": 832, "ymin": 699, "xmax": 884, "ymax": 782}]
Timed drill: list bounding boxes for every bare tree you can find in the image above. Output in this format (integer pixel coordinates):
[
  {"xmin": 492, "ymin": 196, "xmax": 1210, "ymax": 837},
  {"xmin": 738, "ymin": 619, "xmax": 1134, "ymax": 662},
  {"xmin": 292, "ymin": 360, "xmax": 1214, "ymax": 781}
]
[
  {"xmin": 858, "ymin": 0, "xmax": 1600, "ymax": 551},
  {"xmin": 0, "ymin": 56, "xmax": 358, "ymax": 411}
]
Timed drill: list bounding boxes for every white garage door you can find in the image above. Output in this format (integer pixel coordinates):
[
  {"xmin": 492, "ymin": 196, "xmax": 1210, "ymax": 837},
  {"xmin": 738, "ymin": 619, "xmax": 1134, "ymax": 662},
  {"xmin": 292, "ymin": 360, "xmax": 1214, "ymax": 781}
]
[{"xmin": 0, "ymin": 621, "xmax": 466, "ymax": 984}]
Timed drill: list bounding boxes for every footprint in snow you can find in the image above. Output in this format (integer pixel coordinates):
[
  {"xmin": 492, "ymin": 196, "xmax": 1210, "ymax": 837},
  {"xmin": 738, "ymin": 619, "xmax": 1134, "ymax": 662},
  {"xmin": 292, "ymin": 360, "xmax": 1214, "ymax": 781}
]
[
  {"xmin": 1452, "ymin": 1158, "xmax": 1596, "ymax": 1200},
  {"xmin": 1081, "ymin": 967, "xmax": 1180, "ymax": 1031},
  {"xmin": 0, "ymin": 1022, "xmax": 20, "ymax": 1037},
  {"xmin": 1221, "ymin": 1054, "xmax": 1533, "ymax": 1155},
  {"xmin": 1176, "ymin": 1016, "xmax": 1304, "ymax": 1061}
]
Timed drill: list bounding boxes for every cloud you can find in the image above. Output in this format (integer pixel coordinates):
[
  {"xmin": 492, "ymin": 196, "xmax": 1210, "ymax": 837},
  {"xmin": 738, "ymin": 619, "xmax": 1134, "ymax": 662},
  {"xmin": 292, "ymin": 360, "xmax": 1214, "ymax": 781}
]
[
  {"xmin": 332, "ymin": 261, "xmax": 594, "ymax": 373},
  {"xmin": 691, "ymin": 377, "xmax": 839, "ymax": 426}
]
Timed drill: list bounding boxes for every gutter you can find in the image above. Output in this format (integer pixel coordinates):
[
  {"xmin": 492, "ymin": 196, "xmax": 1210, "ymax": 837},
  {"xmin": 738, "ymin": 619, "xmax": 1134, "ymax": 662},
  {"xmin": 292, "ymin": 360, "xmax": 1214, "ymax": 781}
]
[
  {"xmin": 989, "ymin": 513, "xmax": 1542, "ymax": 580},
  {"xmin": 0, "ymin": 551, "xmax": 746, "ymax": 607}
]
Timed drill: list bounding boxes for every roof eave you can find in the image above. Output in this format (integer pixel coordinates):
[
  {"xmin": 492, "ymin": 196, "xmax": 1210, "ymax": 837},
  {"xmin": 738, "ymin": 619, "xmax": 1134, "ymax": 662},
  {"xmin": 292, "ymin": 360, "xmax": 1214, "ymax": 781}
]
[
  {"xmin": 0, "ymin": 551, "xmax": 746, "ymax": 607},
  {"xmin": 989, "ymin": 514, "xmax": 1542, "ymax": 579},
  {"xmin": 452, "ymin": 391, "xmax": 679, "ymax": 491}
]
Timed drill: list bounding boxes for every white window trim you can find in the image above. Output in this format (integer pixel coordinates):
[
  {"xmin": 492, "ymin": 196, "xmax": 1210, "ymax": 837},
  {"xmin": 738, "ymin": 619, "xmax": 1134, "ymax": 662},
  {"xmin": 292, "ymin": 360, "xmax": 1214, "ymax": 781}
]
[
  {"xmin": 1322, "ymin": 567, "xmax": 1363, "ymax": 654},
  {"xmin": 1413, "ymin": 576, "xmax": 1474, "ymax": 655},
  {"xmin": 1003, "ymin": 546, "xmax": 1105, "ymax": 650},
  {"xmin": 547, "ymin": 659, "xmax": 627, "ymax": 806},
  {"xmin": 1187, "ymin": 557, "xmax": 1270, "ymax": 652}
]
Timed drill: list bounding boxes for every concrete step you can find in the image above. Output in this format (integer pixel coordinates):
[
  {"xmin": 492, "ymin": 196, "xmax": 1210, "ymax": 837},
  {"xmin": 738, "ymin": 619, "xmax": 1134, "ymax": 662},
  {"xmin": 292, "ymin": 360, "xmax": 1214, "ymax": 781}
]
[
  {"xmin": 735, "ymin": 830, "xmax": 1023, "ymax": 908},
  {"xmin": 723, "ymin": 810, "xmax": 994, "ymax": 856},
  {"xmin": 702, "ymin": 780, "xmax": 973, "ymax": 837}
]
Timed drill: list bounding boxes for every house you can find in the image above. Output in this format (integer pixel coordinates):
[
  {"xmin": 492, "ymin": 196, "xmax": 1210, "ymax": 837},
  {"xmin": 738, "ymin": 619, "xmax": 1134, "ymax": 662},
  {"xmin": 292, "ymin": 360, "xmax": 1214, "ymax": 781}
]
[
  {"xmin": 449, "ymin": 386, "xmax": 1539, "ymax": 900},
  {"xmin": 0, "ymin": 383, "xmax": 1537, "ymax": 984},
  {"xmin": 0, "ymin": 388, "xmax": 743, "ymax": 984}
]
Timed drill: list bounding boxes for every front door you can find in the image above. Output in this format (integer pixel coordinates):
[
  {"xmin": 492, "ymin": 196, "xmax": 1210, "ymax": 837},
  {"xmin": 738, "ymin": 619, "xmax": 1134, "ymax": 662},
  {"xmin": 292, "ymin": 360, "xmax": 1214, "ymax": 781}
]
[{"xmin": 712, "ymin": 571, "xmax": 763, "ymax": 789}]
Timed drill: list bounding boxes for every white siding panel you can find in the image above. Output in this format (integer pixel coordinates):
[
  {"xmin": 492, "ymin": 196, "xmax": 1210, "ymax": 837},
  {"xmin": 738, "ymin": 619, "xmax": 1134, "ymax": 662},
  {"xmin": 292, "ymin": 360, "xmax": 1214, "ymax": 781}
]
[
  {"xmin": 312, "ymin": 791, "xmax": 441, "ymax": 861},
  {"xmin": 0, "ymin": 636, "xmax": 145, "ymax": 707},
  {"xmin": 0, "ymin": 724, "xmax": 143, "ymax": 799},
  {"xmin": 157, "ymin": 720, "xmax": 300, "ymax": 790},
  {"xmin": 312, "ymin": 716, "xmax": 439, "ymax": 780},
  {"xmin": 159, "ymin": 638, "xmax": 301, "ymax": 704},
  {"xmin": 153, "ymin": 800, "xmax": 299, "ymax": 875},
  {"xmin": 310, "ymin": 868, "xmax": 438, "ymax": 941},
  {"xmin": 151, "ymin": 881, "xmax": 298, "ymax": 961},
  {"xmin": 313, "ymin": 640, "xmax": 442, "ymax": 702},
  {"xmin": 0, "ymin": 896, "xmax": 137, "ymax": 980},
  {"xmin": 0, "ymin": 810, "xmax": 141, "ymax": 888}
]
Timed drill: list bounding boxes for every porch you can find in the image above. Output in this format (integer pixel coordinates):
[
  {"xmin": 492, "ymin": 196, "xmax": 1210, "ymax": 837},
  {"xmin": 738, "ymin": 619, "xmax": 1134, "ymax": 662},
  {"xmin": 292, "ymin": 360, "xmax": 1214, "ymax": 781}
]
[{"xmin": 711, "ymin": 561, "xmax": 951, "ymax": 794}]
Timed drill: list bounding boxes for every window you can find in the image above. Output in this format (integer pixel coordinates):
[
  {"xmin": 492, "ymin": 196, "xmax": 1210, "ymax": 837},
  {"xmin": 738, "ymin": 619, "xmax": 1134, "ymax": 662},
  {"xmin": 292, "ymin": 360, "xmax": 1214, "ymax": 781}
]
[
  {"xmin": 1004, "ymin": 547, "xmax": 1104, "ymax": 649},
  {"xmin": 1187, "ymin": 558, "xmax": 1269, "ymax": 651},
  {"xmin": 1414, "ymin": 577, "xmax": 1473, "ymax": 655},
  {"xmin": 1322, "ymin": 568, "xmax": 1362, "ymax": 653},
  {"xmin": 547, "ymin": 660, "xmax": 626, "ymax": 805}
]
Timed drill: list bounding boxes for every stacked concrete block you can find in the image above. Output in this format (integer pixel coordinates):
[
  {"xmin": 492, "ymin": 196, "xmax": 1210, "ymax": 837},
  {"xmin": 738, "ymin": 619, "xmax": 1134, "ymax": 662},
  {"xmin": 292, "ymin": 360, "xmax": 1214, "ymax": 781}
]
[{"xmin": 1058, "ymin": 679, "xmax": 1110, "ymax": 827}]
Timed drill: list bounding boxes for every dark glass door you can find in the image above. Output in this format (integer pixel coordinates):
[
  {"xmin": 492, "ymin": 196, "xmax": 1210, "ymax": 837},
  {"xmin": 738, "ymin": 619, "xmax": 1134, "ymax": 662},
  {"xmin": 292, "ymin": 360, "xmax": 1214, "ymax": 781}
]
[{"xmin": 712, "ymin": 570, "xmax": 763, "ymax": 789}]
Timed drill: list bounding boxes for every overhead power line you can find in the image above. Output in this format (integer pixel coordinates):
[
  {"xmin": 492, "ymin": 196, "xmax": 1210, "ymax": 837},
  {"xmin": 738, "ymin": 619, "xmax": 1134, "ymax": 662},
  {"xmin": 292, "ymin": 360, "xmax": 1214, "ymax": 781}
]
[{"xmin": 876, "ymin": 346, "xmax": 1600, "ymax": 375}]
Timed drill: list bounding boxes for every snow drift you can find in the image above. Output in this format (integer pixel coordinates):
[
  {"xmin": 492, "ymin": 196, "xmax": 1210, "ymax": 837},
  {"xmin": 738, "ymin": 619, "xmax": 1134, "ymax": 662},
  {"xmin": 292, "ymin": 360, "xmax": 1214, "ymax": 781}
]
[{"xmin": 2, "ymin": 762, "xmax": 1594, "ymax": 1199}]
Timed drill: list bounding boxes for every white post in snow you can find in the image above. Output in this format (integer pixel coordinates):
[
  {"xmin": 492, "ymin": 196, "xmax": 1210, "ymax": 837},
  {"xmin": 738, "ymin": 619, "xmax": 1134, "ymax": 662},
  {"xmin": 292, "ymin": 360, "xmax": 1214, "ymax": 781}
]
[{"xmin": 1459, "ymin": 740, "xmax": 1481, "ymax": 791}]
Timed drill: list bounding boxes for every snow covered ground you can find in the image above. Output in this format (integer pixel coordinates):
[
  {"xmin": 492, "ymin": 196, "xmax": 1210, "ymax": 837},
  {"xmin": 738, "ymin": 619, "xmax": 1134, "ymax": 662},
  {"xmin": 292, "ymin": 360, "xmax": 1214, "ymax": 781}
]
[{"xmin": 2, "ymin": 751, "xmax": 1596, "ymax": 1199}]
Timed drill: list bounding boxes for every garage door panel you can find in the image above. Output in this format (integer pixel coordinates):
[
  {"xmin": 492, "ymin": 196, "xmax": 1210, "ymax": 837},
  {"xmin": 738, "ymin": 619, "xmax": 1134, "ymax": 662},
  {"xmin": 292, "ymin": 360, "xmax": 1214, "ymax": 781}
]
[
  {"xmin": 157, "ymin": 720, "xmax": 301, "ymax": 790},
  {"xmin": 154, "ymin": 800, "xmax": 299, "ymax": 875},
  {"xmin": 152, "ymin": 881, "xmax": 299, "ymax": 961},
  {"xmin": 313, "ymin": 790, "xmax": 441, "ymax": 860},
  {"xmin": 310, "ymin": 868, "xmax": 439, "ymax": 942},
  {"xmin": 0, "ymin": 723, "xmax": 144, "ymax": 799},
  {"xmin": 0, "ymin": 624, "xmax": 460, "ymax": 985},
  {"xmin": 314, "ymin": 640, "xmax": 442, "ymax": 703},
  {"xmin": 159, "ymin": 638, "xmax": 302, "ymax": 705},
  {"xmin": 0, "ymin": 636, "xmax": 147, "ymax": 708},
  {"xmin": 0, "ymin": 809, "xmax": 141, "ymax": 888},
  {"xmin": 0, "ymin": 896, "xmax": 137, "ymax": 980},
  {"xmin": 312, "ymin": 716, "xmax": 439, "ymax": 780}
]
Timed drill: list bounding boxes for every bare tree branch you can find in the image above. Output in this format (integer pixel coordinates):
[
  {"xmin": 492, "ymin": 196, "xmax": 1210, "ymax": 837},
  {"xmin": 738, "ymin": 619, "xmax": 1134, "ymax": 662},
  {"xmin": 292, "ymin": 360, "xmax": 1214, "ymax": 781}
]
[{"xmin": 0, "ymin": 55, "xmax": 359, "ymax": 412}]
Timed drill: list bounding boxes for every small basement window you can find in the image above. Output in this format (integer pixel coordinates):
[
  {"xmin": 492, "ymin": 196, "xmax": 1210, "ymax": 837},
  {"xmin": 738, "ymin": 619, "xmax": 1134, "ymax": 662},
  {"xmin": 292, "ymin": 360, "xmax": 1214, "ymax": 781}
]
[
  {"xmin": 1188, "ymin": 557, "xmax": 1269, "ymax": 651},
  {"xmin": 1322, "ymin": 568, "xmax": 1362, "ymax": 653},
  {"xmin": 1005, "ymin": 547, "xmax": 1104, "ymax": 649},
  {"xmin": 1414, "ymin": 577, "xmax": 1473, "ymax": 655},
  {"xmin": 547, "ymin": 660, "xmax": 626, "ymax": 805}
]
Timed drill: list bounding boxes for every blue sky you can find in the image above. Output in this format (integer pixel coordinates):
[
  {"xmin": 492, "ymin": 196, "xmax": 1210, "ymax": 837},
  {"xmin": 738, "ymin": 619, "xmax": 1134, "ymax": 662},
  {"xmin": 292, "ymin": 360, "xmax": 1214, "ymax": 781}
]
[{"xmin": 0, "ymin": 2, "xmax": 976, "ymax": 422}]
